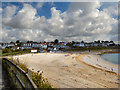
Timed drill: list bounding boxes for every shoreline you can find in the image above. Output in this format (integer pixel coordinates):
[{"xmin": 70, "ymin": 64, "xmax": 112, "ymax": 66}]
[
  {"xmin": 71, "ymin": 50, "xmax": 119, "ymax": 75},
  {"xmin": 75, "ymin": 54, "xmax": 119, "ymax": 75}
]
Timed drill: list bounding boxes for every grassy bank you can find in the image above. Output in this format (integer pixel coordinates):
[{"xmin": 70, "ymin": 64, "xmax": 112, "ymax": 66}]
[
  {"xmin": 2, "ymin": 50, "xmax": 30, "ymax": 56},
  {"xmin": 9, "ymin": 57, "xmax": 52, "ymax": 88},
  {"xmin": 2, "ymin": 51, "xmax": 28, "ymax": 56},
  {"xmin": 2, "ymin": 47, "xmax": 31, "ymax": 56}
]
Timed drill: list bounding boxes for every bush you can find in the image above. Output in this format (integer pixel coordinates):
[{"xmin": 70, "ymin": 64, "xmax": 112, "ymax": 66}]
[
  {"xmin": 2, "ymin": 48, "xmax": 11, "ymax": 53},
  {"xmin": 9, "ymin": 57, "xmax": 52, "ymax": 88},
  {"xmin": 32, "ymin": 71, "xmax": 52, "ymax": 88}
]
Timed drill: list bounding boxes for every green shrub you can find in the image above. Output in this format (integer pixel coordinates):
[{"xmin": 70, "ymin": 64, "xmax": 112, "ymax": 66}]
[
  {"xmin": 32, "ymin": 71, "xmax": 52, "ymax": 88},
  {"xmin": 9, "ymin": 57, "xmax": 52, "ymax": 88}
]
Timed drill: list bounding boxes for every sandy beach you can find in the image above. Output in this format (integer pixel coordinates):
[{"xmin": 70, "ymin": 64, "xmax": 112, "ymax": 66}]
[{"xmin": 10, "ymin": 52, "xmax": 119, "ymax": 88}]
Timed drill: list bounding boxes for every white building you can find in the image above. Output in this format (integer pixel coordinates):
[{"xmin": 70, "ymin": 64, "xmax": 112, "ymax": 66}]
[
  {"xmin": 73, "ymin": 43, "xmax": 85, "ymax": 47},
  {"xmin": 21, "ymin": 43, "xmax": 32, "ymax": 49},
  {"xmin": 2, "ymin": 43, "xmax": 15, "ymax": 49}
]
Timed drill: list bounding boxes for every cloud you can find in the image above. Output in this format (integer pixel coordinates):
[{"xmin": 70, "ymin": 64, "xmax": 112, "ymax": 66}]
[
  {"xmin": 46, "ymin": 2, "xmax": 117, "ymax": 42},
  {"xmin": 2, "ymin": 2, "xmax": 118, "ymax": 43},
  {"xmin": 3, "ymin": 5, "xmax": 17, "ymax": 18},
  {"xmin": 0, "ymin": 8, "xmax": 2, "ymax": 13},
  {"xmin": 3, "ymin": 4, "xmax": 37, "ymax": 29},
  {"xmin": 36, "ymin": 2, "xmax": 44, "ymax": 9},
  {"xmin": 103, "ymin": 5, "xmax": 118, "ymax": 18}
]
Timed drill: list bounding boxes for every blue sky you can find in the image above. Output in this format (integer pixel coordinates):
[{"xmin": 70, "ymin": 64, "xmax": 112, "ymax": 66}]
[{"xmin": 2, "ymin": 2, "xmax": 71, "ymax": 19}]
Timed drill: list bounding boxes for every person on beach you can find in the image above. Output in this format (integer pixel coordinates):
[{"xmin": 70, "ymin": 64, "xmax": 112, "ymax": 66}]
[{"xmin": 111, "ymin": 68, "xmax": 114, "ymax": 71}]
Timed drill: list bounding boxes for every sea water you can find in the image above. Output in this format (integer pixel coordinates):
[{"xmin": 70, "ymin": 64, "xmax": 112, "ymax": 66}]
[{"xmin": 100, "ymin": 53, "xmax": 119, "ymax": 65}]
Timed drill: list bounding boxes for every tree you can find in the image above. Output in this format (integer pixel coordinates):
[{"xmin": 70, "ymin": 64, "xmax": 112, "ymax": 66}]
[
  {"xmin": 16, "ymin": 40, "xmax": 20, "ymax": 43},
  {"xmin": 72, "ymin": 41, "xmax": 75, "ymax": 44},
  {"xmin": 10, "ymin": 41, "xmax": 14, "ymax": 43},
  {"xmin": 110, "ymin": 41, "xmax": 114, "ymax": 43},
  {"xmin": 81, "ymin": 41, "xmax": 84, "ymax": 43},
  {"xmin": 29, "ymin": 41, "xmax": 33, "ymax": 43},
  {"xmin": 98, "ymin": 40, "xmax": 100, "ymax": 43},
  {"xmin": 105, "ymin": 41, "xmax": 109, "ymax": 43},
  {"xmin": 94, "ymin": 41, "xmax": 97, "ymax": 43},
  {"xmin": 44, "ymin": 41, "xmax": 46, "ymax": 43},
  {"xmin": 17, "ymin": 43, "xmax": 22, "ymax": 47},
  {"xmin": 54, "ymin": 39, "xmax": 59, "ymax": 44},
  {"xmin": 101, "ymin": 41, "xmax": 104, "ymax": 43},
  {"xmin": 27, "ymin": 41, "xmax": 30, "ymax": 43}
]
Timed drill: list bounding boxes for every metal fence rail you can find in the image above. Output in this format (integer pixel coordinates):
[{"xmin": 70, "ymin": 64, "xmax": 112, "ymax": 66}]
[{"xmin": 2, "ymin": 58, "xmax": 37, "ymax": 89}]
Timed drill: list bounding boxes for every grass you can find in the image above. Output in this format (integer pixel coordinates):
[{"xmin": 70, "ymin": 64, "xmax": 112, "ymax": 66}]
[
  {"xmin": 2, "ymin": 48, "xmax": 31, "ymax": 56},
  {"xmin": 32, "ymin": 71, "xmax": 52, "ymax": 88},
  {"xmin": 2, "ymin": 51, "xmax": 30, "ymax": 56},
  {"xmin": 9, "ymin": 57, "xmax": 52, "ymax": 88}
]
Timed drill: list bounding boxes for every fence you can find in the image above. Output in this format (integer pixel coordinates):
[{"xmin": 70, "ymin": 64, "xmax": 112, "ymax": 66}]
[{"xmin": 2, "ymin": 58, "xmax": 37, "ymax": 89}]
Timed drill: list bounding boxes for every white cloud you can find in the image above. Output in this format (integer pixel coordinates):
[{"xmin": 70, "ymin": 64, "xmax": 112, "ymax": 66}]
[
  {"xmin": 3, "ymin": 5, "xmax": 17, "ymax": 26},
  {"xmin": 3, "ymin": 5, "xmax": 17, "ymax": 18},
  {"xmin": 36, "ymin": 2, "xmax": 44, "ymax": 8},
  {"xmin": 0, "ymin": 8, "xmax": 2, "ymax": 13},
  {"xmin": 103, "ymin": 5, "xmax": 118, "ymax": 17},
  {"xmin": 2, "ymin": 2, "xmax": 118, "ymax": 43},
  {"xmin": 3, "ymin": 4, "xmax": 37, "ymax": 29}
]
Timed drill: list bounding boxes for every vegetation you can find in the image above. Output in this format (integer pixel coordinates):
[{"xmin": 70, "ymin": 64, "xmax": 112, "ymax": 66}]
[
  {"xmin": 2, "ymin": 47, "xmax": 13, "ymax": 53},
  {"xmin": 16, "ymin": 40, "xmax": 20, "ymax": 43},
  {"xmin": 0, "ymin": 50, "xmax": 2, "ymax": 56},
  {"xmin": 54, "ymin": 39, "xmax": 59, "ymax": 44},
  {"xmin": 2, "ymin": 48, "xmax": 30, "ymax": 56},
  {"xmin": 32, "ymin": 71, "xmax": 52, "ymax": 88},
  {"xmin": 2, "ymin": 60, "xmax": 17, "ymax": 88},
  {"xmin": 9, "ymin": 57, "xmax": 52, "ymax": 88}
]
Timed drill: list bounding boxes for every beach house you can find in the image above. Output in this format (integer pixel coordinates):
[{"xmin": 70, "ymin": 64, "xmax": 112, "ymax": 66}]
[
  {"xmin": 21, "ymin": 43, "xmax": 32, "ymax": 49},
  {"xmin": 73, "ymin": 42, "xmax": 85, "ymax": 47},
  {"xmin": 2, "ymin": 43, "xmax": 15, "ymax": 49},
  {"xmin": 41, "ymin": 43, "xmax": 47, "ymax": 49}
]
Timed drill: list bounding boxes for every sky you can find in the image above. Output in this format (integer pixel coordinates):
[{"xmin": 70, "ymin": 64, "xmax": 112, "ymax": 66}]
[{"xmin": 0, "ymin": 1, "xmax": 119, "ymax": 43}]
